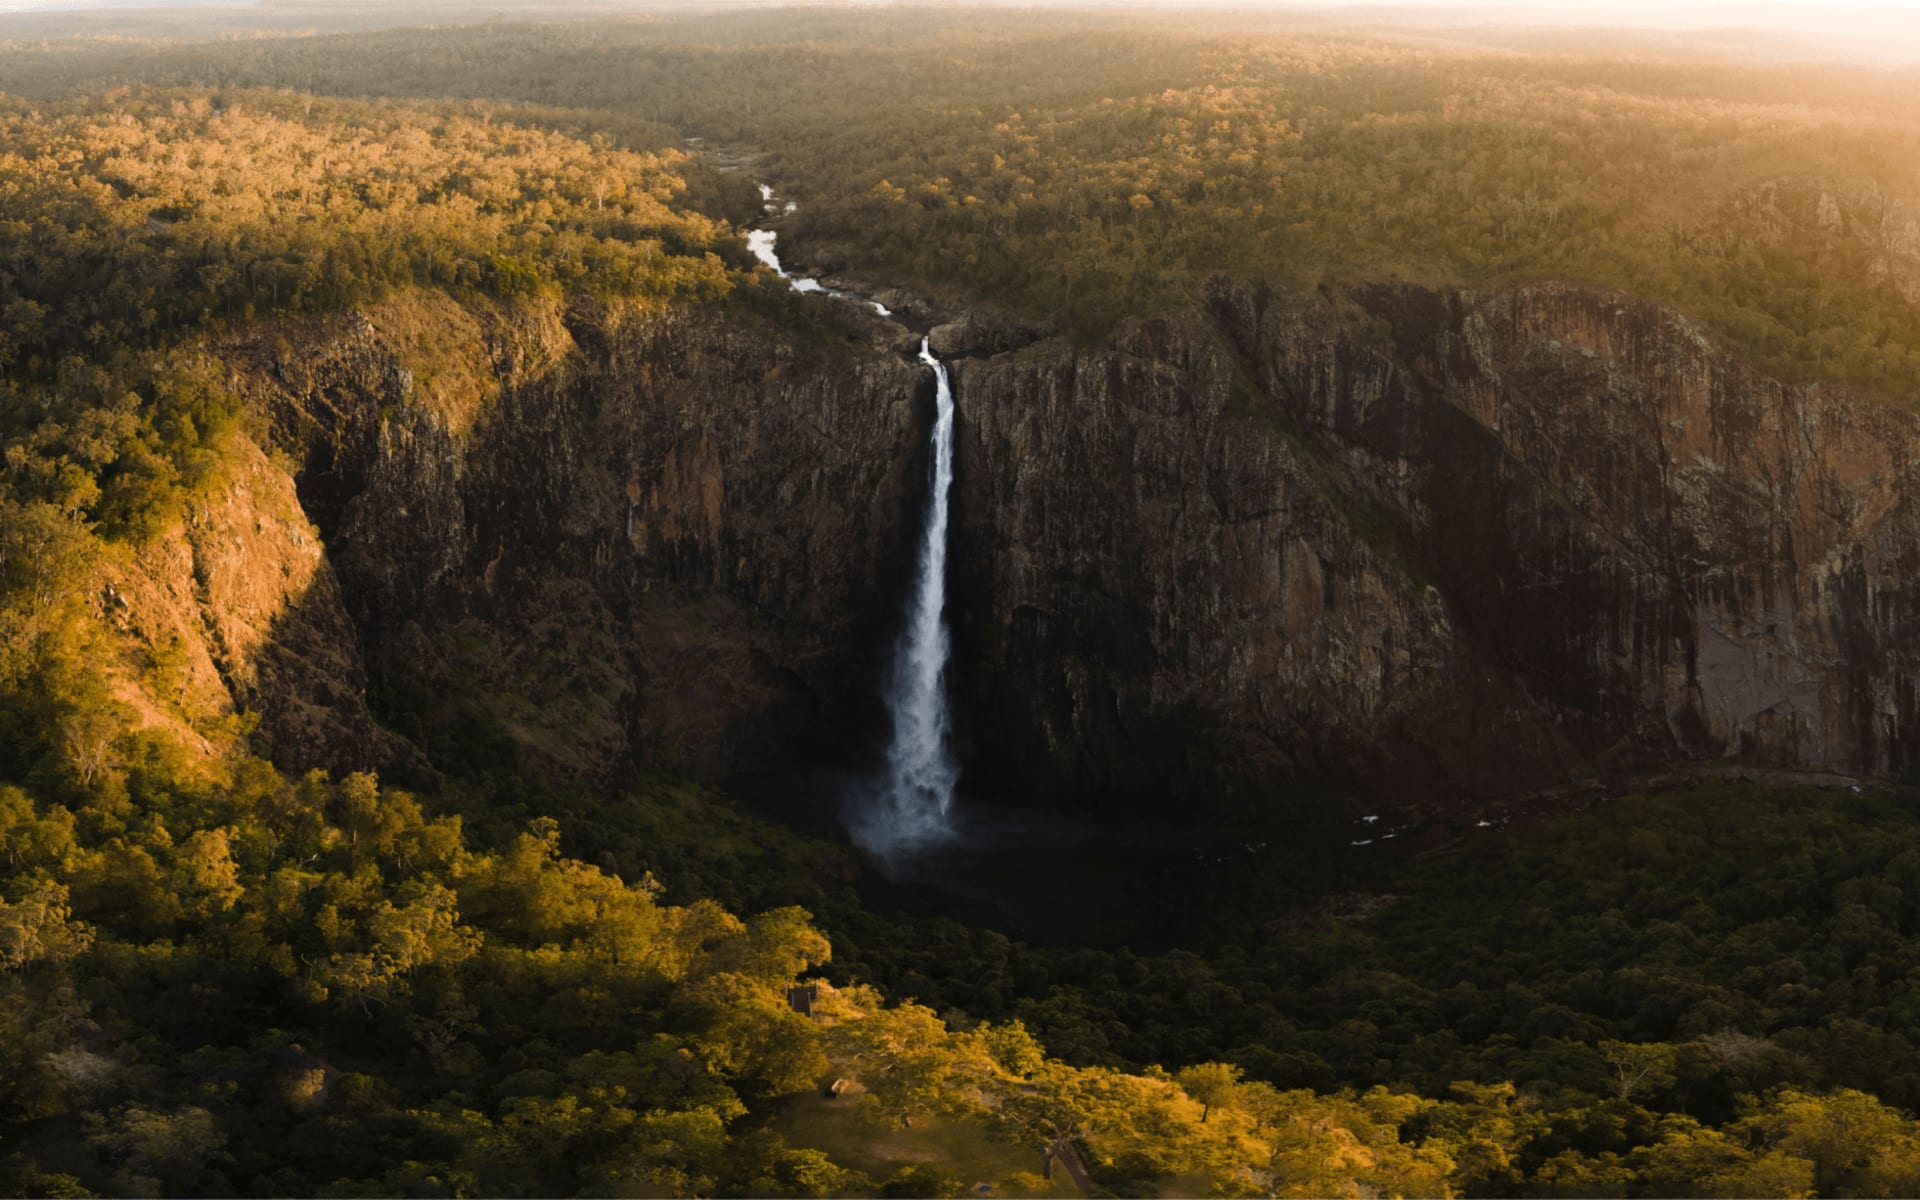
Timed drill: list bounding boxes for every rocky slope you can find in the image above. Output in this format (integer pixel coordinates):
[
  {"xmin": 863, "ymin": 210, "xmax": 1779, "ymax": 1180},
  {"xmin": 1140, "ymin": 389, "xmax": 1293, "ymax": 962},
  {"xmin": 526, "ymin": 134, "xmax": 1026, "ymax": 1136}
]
[{"xmin": 116, "ymin": 275, "xmax": 1920, "ymax": 826}]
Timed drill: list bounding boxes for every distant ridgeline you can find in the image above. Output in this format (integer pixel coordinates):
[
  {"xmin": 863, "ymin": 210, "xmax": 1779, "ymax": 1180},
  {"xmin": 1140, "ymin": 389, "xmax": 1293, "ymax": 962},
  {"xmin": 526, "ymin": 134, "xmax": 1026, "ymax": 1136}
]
[
  {"xmin": 6, "ymin": 21, "xmax": 1920, "ymax": 1200},
  {"xmin": 3, "ymin": 10, "xmax": 1918, "ymax": 396}
]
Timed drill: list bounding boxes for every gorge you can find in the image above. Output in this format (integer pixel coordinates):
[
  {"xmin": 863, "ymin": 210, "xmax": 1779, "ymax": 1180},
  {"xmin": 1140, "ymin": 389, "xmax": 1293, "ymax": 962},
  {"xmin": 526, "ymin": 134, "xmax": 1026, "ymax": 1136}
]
[
  {"xmin": 130, "ymin": 266, "xmax": 1920, "ymax": 929},
  {"xmin": 8, "ymin": 20, "xmax": 1920, "ymax": 1191}
]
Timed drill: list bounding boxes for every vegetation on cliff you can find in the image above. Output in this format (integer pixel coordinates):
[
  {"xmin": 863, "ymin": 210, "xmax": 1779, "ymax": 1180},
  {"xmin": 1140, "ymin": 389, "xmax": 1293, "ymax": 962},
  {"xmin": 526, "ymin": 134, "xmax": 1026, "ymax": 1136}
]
[{"xmin": 0, "ymin": 87, "xmax": 751, "ymax": 548}]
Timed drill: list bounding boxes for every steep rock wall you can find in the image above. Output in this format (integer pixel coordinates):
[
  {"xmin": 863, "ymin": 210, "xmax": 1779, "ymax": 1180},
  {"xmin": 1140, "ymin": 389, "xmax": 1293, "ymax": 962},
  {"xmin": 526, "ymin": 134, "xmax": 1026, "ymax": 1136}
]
[
  {"xmin": 136, "ymin": 278, "xmax": 1920, "ymax": 823},
  {"xmin": 948, "ymin": 277, "xmax": 1920, "ymax": 817},
  {"xmin": 198, "ymin": 291, "xmax": 925, "ymax": 784}
]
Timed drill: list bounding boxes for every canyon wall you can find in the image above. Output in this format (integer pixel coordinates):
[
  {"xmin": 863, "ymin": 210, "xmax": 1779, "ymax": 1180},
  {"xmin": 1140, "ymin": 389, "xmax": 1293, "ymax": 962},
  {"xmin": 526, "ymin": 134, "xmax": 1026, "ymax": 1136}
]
[
  {"xmin": 125, "ymin": 278, "xmax": 1920, "ymax": 821},
  {"xmin": 949, "ymin": 277, "xmax": 1920, "ymax": 816},
  {"xmin": 164, "ymin": 292, "xmax": 927, "ymax": 787}
]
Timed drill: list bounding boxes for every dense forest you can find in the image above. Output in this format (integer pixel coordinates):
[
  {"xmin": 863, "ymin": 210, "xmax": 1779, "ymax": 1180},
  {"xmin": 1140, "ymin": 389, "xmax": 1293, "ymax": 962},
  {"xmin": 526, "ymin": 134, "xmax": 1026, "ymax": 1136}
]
[
  {"xmin": 3, "ymin": 8, "xmax": 1920, "ymax": 1198},
  {"xmin": 4, "ymin": 10, "xmax": 1918, "ymax": 393}
]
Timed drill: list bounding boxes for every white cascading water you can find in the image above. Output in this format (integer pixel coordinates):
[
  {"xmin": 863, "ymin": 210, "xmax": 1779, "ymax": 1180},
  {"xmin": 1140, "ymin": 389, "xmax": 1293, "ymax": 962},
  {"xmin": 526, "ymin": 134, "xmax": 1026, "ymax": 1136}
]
[
  {"xmin": 746, "ymin": 183, "xmax": 948, "ymax": 853},
  {"xmin": 854, "ymin": 339, "xmax": 960, "ymax": 855}
]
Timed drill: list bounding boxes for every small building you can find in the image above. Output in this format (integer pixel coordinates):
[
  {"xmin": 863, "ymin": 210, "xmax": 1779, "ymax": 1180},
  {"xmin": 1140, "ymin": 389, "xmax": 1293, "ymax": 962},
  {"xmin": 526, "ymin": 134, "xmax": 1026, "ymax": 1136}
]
[{"xmin": 785, "ymin": 983, "xmax": 819, "ymax": 1017}]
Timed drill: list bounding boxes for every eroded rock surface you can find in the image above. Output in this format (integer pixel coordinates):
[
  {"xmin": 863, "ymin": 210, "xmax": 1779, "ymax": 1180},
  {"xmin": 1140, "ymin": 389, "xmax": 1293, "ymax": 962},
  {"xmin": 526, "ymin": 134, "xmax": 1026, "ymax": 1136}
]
[
  {"xmin": 949, "ymin": 277, "xmax": 1920, "ymax": 815},
  {"xmin": 118, "ymin": 278, "xmax": 1920, "ymax": 821}
]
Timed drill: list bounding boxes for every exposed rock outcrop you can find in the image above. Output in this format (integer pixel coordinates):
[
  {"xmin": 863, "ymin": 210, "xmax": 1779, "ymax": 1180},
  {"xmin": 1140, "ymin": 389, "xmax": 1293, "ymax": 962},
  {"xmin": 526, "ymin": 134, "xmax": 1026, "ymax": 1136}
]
[
  {"xmin": 215, "ymin": 292, "xmax": 925, "ymax": 784},
  {"xmin": 100, "ymin": 435, "xmax": 384, "ymax": 772},
  {"xmin": 947, "ymin": 277, "xmax": 1920, "ymax": 817},
  {"xmin": 121, "ymin": 276, "xmax": 1920, "ymax": 825}
]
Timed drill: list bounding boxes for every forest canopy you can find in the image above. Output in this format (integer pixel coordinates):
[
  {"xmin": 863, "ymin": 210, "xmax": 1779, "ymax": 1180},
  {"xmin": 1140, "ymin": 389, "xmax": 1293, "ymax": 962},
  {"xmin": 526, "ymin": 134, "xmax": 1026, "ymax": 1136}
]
[
  {"xmin": 0, "ymin": 86, "xmax": 764, "ymax": 552},
  {"xmin": 0, "ymin": 87, "xmax": 737, "ymax": 375},
  {"xmin": 4, "ymin": 10, "xmax": 1918, "ymax": 393}
]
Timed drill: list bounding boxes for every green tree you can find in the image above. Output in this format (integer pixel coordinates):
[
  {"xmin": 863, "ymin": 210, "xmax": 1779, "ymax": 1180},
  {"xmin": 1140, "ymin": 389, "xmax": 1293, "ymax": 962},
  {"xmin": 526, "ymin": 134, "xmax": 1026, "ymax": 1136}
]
[
  {"xmin": 1175, "ymin": 1061, "xmax": 1243, "ymax": 1123},
  {"xmin": 0, "ymin": 882, "xmax": 93, "ymax": 971}
]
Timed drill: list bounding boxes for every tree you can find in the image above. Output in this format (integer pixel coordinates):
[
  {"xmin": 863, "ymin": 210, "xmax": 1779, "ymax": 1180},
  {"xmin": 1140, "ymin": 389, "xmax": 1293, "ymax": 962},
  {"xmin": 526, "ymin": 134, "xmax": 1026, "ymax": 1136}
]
[
  {"xmin": 88, "ymin": 1105, "xmax": 230, "ymax": 1196},
  {"xmin": 55, "ymin": 705, "xmax": 123, "ymax": 792},
  {"xmin": 880, "ymin": 1164, "xmax": 965, "ymax": 1198},
  {"xmin": 0, "ymin": 502, "xmax": 97, "ymax": 619},
  {"xmin": 827, "ymin": 989, "xmax": 994, "ymax": 1125},
  {"xmin": 681, "ymin": 972, "xmax": 829, "ymax": 1100},
  {"xmin": 1259, "ymin": 1087, "xmax": 1459, "ymax": 1199},
  {"xmin": 171, "ymin": 827, "xmax": 244, "ymax": 920},
  {"xmin": 976, "ymin": 1019, "xmax": 1047, "ymax": 1079},
  {"xmin": 593, "ymin": 1106, "xmax": 732, "ymax": 1197},
  {"xmin": 1600, "ymin": 1040, "xmax": 1679, "ymax": 1102},
  {"xmin": 1175, "ymin": 1061, "xmax": 1243, "ymax": 1123},
  {"xmin": 996, "ymin": 1061, "xmax": 1101, "ymax": 1149},
  {"xmin": 719, "ymin": 905, "xmax": 831, "ymax": 986},
  {"xmin": 0, "ymin": 787, "xmax": 75, "ymax": 872},
  {"xmin": 0, "ymin": 883, "xmax": 93, "ymax": 971},
  {"xmin": 575, "ymin": 870, "xmax": 665, "ymax": 972},
  {"xmin": 745, "ymin": 1144, "xmax": 868, "ymax": 1198},
  {"xmin": 1739, "ymin": 1088, "xmax": 1920, "ymax": 1197},
  {"xmin": 366, "ymin": 883, "xmax": 482, "ymax": 978},
  {"xmin": 331, "ymin": 772, "xmax": 416, "ymax": 864},
  {"xmin": 458, "ymin": 817, "xmax": 602, "ymax": 946}
]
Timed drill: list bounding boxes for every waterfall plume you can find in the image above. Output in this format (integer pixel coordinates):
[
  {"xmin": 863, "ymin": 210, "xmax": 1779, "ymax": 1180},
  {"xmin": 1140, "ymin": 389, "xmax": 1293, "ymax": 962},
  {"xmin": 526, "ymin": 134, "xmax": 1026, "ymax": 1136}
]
[{"xmin": 853, "ymin": 339, "xmax": 960, "ymax": 857}]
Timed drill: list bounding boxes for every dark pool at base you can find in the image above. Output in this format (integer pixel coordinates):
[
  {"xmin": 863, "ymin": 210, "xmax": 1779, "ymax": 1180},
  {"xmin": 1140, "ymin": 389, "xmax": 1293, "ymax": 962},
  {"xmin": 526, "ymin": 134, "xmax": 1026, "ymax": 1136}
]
[{"xmin": 728, "ymin": 769, "xmax": 1285, "ymax": 950}]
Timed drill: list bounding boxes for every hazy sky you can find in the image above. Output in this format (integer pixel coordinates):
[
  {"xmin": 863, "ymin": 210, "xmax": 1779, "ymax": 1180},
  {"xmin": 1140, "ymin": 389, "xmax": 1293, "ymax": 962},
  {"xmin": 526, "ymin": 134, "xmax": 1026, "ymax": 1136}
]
[
  {"xmin": 1, "ymin": 0, "xmax": 1918, "ymax": 27},
  {"xmin": 0, "ymin": 0, "xmax": 1913, "ymax": 6}
]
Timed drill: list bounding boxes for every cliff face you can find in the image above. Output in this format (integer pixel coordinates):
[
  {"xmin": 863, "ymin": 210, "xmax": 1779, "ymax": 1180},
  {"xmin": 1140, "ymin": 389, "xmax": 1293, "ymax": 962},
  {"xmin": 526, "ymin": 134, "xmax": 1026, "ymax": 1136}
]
[
  {"xmin": 125, "ymin": 277, "xmax": 1920, "ymax": 823},
  {"xmin": 948, "ymin": 277, "xmax": 1920, "ymax": 816},
  {"xmin": 170, "ymin": 291, "xmax": 926, "ymax": 786},
  {"xmin": 100, "ymin": 434, "xmax": 389, "ymax": 774}
]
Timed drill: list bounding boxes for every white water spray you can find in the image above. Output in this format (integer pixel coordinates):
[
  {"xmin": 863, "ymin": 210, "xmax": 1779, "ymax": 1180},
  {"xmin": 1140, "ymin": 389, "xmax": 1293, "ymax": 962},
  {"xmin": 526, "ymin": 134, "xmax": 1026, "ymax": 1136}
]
[{"xmin": 855, "ymin": 339, "xmax": 960, "ymax": 855}]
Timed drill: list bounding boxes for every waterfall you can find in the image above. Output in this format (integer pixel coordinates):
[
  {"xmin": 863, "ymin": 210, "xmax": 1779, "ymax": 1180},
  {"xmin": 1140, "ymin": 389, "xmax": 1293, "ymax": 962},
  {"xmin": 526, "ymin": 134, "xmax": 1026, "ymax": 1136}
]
[
  {"xmin": 743, "ymin": 183, "xmax": 951, "ymax": 854},
  {"xmin": 855, "ymin": 338, "xmax": 960, "ymax": 856}
]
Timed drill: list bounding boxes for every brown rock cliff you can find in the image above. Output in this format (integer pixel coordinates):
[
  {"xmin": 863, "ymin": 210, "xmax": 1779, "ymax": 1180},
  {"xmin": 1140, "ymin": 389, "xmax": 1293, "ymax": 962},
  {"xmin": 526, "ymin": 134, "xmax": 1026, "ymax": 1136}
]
[
  {"xmin": 945, "ymin": 277, "xmax": 1920, "ymax": 817},
  {"xmin": 113, "ymin": 278, "xmax": 1920, "ymax": 824}
]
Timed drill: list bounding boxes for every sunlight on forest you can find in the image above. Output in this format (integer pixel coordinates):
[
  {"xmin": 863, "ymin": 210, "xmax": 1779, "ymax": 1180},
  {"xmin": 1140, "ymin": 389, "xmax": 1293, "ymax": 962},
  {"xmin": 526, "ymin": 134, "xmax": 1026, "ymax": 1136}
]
[{"xmin": 1, "ymin": 2, "xmax": 1919, "ymax": 1196}]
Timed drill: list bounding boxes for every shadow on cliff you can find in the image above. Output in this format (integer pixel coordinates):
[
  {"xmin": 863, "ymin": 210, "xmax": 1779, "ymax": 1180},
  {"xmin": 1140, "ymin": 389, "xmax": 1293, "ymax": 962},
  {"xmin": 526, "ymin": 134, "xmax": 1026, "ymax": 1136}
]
[
  {"xmin": 245, "ymin": 296, "xmax": 937, "ymax": 803},
  {"xmin": 206, "ymin": 273, "xmax": 1920, "ymax": 950},
  {"xmin": 922, "ymin": 273, "xmax": 1920, "ymax": 849}
]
